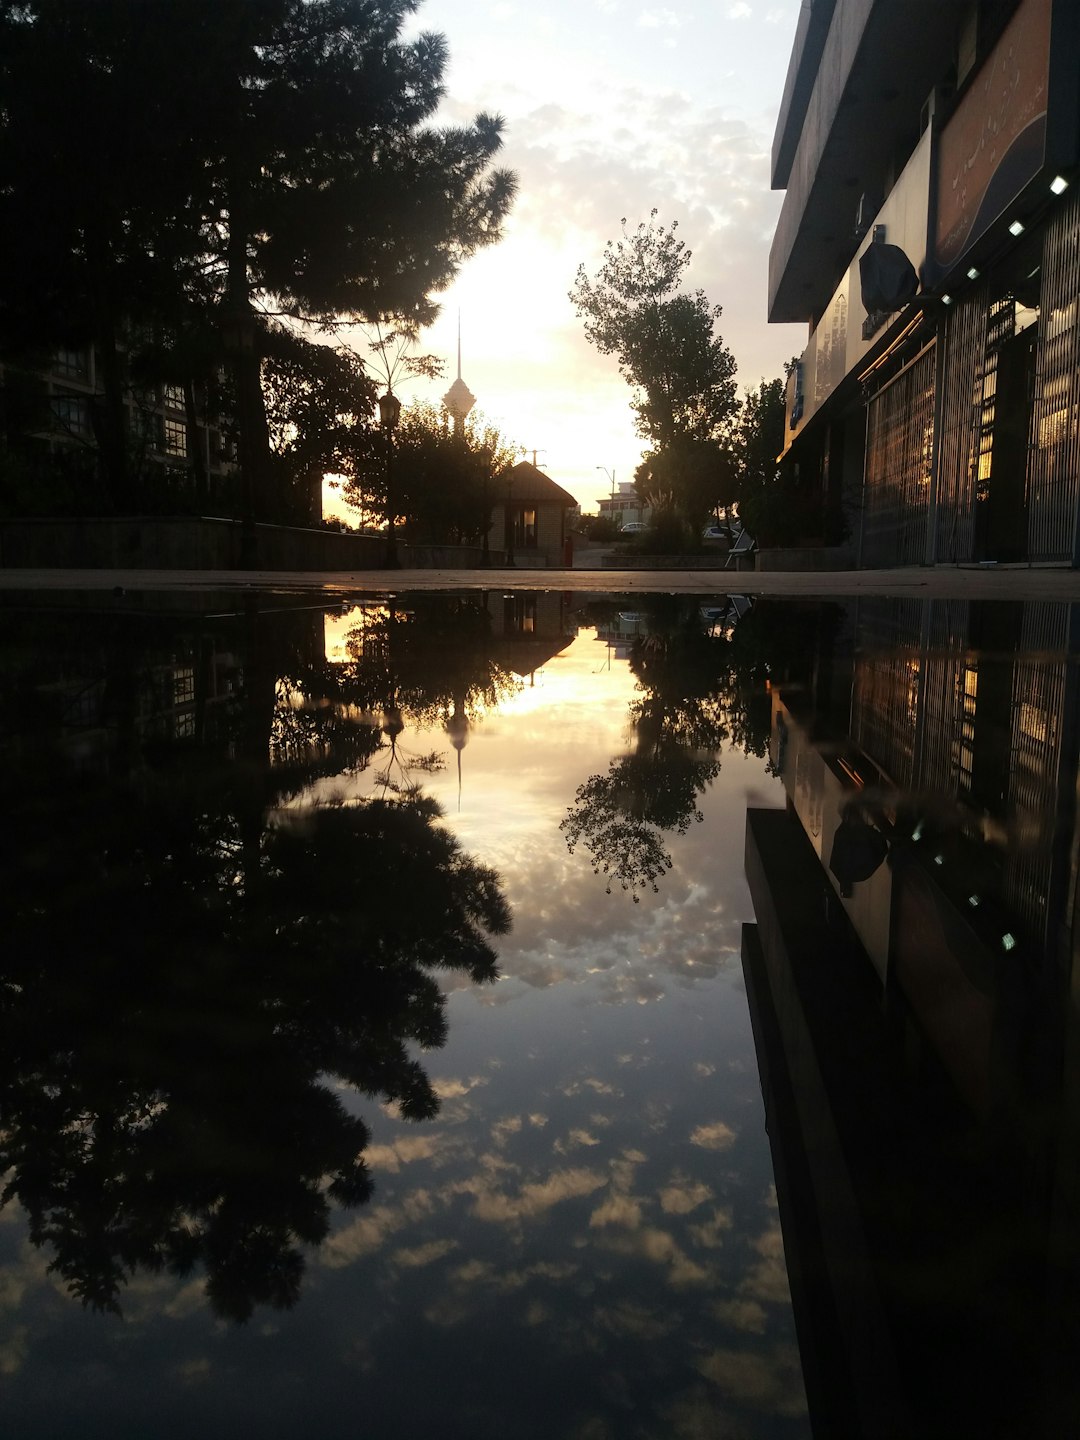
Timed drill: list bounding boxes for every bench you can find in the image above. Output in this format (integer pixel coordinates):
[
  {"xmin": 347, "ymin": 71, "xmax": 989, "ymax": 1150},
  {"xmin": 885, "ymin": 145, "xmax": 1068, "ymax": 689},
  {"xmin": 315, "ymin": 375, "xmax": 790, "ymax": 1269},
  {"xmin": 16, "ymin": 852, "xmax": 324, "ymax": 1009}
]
[{"xmin": 724, "ymin": 529, "xmax": 756, "ymax": 570}]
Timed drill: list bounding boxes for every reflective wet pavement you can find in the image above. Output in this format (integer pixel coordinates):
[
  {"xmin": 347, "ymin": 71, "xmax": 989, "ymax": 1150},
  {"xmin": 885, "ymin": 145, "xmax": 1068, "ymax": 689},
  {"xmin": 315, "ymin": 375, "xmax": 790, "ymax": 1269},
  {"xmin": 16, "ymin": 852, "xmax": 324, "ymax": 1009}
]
[{"xmin": 1, "ymin": 587, "xmax": 1078, "ymax": 1439}]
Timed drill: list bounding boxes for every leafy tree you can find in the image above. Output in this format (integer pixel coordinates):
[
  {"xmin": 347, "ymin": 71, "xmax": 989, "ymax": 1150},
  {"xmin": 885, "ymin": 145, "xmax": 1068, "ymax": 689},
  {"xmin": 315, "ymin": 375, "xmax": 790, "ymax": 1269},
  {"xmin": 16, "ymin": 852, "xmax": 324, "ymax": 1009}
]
[
  {"xmin": 0, "ymin": 1, "xmax": 214, "ymax": 508},
  {"xmin": 634, "ymin": 436, "xmax": 739, "ymax": 548},
  {"xmin": 732, "ymin": 367, "xmax": 829, "ymax": 546},
  {"xmin": 258, "ymin": 327, "xmax": 378, "ymax": 523},
  {"xmin": 731, "ymin": 375, "xmax": 787, "ymax": 540},
  {"xmin": 570, "ymin": 212, "xmax": 738, "ymax": 527},
  {"xmin": 344, "ymin": 400, "xmax": 518, "ymax": 545},
  {"xmin": 0, "ymin": 1, "xmax": 517, "ymax": 522}
]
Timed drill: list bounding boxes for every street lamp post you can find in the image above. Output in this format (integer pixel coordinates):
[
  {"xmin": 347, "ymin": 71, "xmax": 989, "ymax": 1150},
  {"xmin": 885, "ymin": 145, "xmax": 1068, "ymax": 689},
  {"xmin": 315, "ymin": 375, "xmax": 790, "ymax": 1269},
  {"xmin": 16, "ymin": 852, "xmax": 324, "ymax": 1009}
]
[
  {"xmin": 505, "ymin": 471, "xmax": 516, "ymax": 567},
  {"xmin": 378, "ymin": 389, "xmax": 402, "ymax": 568},
  {"xmin": 480, "ymin": 469, "xmax": 491, "ymax": 566},
  {"xmin": 596, "ymin": 465, "xmax": 616, "ymax": 530}
]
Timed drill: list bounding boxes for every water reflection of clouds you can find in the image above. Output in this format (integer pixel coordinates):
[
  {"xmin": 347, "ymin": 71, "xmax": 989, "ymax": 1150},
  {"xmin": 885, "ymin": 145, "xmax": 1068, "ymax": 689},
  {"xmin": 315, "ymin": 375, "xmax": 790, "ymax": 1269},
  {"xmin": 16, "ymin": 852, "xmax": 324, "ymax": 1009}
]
[{"xmin": 1, "ymin": 609, "xmax": 806, "ymax": 1434}]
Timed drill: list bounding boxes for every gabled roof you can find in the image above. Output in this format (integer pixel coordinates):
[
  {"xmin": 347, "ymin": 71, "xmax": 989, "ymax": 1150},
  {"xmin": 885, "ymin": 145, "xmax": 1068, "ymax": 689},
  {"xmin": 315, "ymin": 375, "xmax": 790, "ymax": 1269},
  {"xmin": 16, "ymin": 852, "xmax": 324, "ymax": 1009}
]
[{"xmin": 503, "ymin": 461, "xmax": 577, "ymax": 507}]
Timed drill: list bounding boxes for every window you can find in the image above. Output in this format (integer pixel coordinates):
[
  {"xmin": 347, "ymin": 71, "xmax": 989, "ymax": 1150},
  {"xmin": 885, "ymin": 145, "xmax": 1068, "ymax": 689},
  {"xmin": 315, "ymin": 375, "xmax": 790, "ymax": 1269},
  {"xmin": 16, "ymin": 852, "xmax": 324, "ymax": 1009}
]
[
  {"xmin": 53, "ymin": 346, "xmax": 88, "ymax": 380},
  {"xmin": 130, "ymin": 407, "xmax": 161, "ymax": 447},
  {"xmin": 513, "ymin": 507, "xmax": 538, "ymax": 548},
  {"xmin": 163, "ymin": 417, "xmax": 188, "ymax": 457},
  {"xmin": 51, "ymin": 392, "xmax": 91, "ymax": 436},
  {"xmin": 162, "ymin": 383, "xmax": 186, "ymax": 412}
]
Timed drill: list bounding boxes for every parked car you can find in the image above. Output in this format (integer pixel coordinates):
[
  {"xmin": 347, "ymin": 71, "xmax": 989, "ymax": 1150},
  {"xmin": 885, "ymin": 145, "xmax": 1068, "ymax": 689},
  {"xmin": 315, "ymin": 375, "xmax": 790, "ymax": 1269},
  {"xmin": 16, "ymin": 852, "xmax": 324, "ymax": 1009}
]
[
  {"xmin": 619, "ymin": 521, "xmax": 648, "ymax": 534},
  {"xmin": 702, "ymin": 521, "xmax": 743, "ymax": 541}
]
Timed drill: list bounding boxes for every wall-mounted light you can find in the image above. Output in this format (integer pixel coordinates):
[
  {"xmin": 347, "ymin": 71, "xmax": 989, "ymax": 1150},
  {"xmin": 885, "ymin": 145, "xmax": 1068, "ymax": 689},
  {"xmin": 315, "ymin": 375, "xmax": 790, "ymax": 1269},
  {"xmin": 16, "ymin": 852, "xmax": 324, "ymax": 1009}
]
[
  {"xmin": 1008, "ymin": 219, "xmax": 1026, "ymax": 236},
  {"xmin": 1001, "ymin": 932, "xmax": 1017, "ymax": 951},
  {"xmin": 968, "ymin": 894, "xmax": 981, "ymax": 908},
  {"xmin": 1051, "ymin": 174, "xmax": 1070, "ymax": 195},
  {"xmin": 941, "ymin": 294, "xmax": 953, "ymax": 305},
  {"xmin": 966, "ymin": 266, "xmax": 980, "ymax": 280}
]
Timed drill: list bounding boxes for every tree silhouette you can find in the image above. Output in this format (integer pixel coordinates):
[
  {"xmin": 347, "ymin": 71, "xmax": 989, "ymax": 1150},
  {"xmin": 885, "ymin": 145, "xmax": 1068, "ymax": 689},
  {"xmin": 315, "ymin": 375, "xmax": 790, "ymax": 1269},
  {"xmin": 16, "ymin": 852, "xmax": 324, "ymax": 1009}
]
[
  {"xmin": 0, "ymin": 1, "xmax": 516, "ymax": 517},
  {"xmin": 562, "ymin": 599, "xmax": 729, "ymax": 899},
  {"xmin": 570, "ymin": 212, "xmax": 737, "ymax": 531},
  {"xmin": 0, "ymin": 601, "xmax": 510, "ymax": 1322}
]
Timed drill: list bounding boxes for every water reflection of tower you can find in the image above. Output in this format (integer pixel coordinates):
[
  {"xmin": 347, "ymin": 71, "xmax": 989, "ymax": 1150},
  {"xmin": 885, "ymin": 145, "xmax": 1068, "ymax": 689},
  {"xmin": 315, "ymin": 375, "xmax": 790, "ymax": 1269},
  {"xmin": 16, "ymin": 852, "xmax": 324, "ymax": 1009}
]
[{"xmin": 444, "ymin": 690, "xmax": 469, "ymax": 810}]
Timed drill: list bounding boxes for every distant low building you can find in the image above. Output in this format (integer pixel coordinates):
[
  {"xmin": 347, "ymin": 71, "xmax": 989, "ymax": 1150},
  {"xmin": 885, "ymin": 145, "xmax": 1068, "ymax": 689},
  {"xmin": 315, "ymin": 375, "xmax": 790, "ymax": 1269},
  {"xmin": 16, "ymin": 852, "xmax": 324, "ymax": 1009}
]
[
  {"xmin": 493, "ymin": 460, "xmax": 577, "ymax": 567},
  {"xmin": 597, "ymin": 481, "xmax": 650, "ymax": 531}
]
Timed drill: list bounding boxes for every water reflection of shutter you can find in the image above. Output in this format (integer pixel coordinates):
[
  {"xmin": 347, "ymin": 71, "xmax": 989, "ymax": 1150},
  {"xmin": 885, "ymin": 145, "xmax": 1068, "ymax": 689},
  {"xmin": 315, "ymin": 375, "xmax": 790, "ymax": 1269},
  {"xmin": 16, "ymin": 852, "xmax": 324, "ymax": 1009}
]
[
  {"xmin": 862, "ymin": 343, "xmax": 937, "ymax": 567},
  {"xmin": 1028, "ymin": 190, "xmax": 1080, "ymax": 562},
  {"xmin": 850, "ymin": 598, "xmax": 923, "ymax": 792},
  {"xmin": 1003, "ymin": 602, "xmax": 1070, "ymax": 939}
]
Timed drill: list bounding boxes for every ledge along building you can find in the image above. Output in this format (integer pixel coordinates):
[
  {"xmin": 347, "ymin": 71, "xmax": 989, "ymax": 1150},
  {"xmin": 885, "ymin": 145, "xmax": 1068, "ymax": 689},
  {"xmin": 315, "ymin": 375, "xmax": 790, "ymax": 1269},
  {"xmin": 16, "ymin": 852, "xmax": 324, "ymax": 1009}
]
[{"xmin": 771, "ymin": 0, "xmax": 1080, "ymax": 567}]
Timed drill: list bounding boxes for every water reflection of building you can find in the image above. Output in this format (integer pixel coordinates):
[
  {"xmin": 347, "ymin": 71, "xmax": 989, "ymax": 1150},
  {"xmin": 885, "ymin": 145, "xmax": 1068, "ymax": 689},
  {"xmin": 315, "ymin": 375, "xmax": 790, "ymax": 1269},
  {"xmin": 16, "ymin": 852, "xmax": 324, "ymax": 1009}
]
[
  {"xmin": 487, "ymin": 591, "xmax": 573, "ymax": 681},
  {"xmin": 743, "ymin": 597, "xmax": 1080, "ymax": 1438},
  {"xmin": 0, "ymin": 595, "xmax": 331, "ymax": 778}
]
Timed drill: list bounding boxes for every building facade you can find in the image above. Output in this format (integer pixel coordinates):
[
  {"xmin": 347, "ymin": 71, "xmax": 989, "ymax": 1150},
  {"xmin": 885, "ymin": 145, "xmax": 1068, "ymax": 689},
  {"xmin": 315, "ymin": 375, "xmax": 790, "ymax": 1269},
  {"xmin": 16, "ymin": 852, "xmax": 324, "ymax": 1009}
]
[
  {"xmin": 492, "ymin": 461, "xmax": 577, "ymax": 568},
  {"xmin": 596, "ymin": 481, "xmax": 651, "ymax": 531},
  {"xmin": 771, "ymin": 0, "xmax": 1080, "ymax": 566},
  {"xmin": 0, "ymin": 343, "xmax": 236, "ymax": 515}
]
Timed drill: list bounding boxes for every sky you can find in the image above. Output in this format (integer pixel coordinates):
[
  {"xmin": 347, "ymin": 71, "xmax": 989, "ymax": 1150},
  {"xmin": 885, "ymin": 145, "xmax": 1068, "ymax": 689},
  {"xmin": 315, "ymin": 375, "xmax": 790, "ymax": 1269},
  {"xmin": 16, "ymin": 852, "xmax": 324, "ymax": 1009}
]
[{"xmin": 331, "ymin": 0, "xmax": 806, "ymax": 518}]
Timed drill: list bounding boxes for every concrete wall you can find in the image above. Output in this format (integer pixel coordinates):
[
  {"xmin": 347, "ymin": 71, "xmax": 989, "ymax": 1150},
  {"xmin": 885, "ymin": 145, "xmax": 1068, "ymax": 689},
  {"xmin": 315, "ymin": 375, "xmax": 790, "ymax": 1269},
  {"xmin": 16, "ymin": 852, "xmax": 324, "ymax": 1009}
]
[
  {"xmin": 755, "ymin": 546, "xmax": 855, "ymax": 571},
  {"xmin": 0, "ymin": 516, "xmax": 499, "ymax": 570}
]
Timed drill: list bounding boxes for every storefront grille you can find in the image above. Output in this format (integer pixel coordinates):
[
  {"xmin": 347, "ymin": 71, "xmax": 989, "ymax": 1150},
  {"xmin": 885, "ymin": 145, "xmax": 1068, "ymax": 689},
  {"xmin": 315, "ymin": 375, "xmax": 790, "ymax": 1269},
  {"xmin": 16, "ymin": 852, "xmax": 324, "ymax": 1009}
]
[
  {"xmin": 1003, "ymin": 603, "xmax": 1069, "ymax": 937},
  {"xmin": 934, "ymin": 287, "xmax": 989, "ymax": 563},
  {"xmin": 861, "ymin": 343, "xmax": 937, "ymax": 567},
  {"xmin": 1027, "ymin": 191, "xmax": 1080, "ymax": 562}
]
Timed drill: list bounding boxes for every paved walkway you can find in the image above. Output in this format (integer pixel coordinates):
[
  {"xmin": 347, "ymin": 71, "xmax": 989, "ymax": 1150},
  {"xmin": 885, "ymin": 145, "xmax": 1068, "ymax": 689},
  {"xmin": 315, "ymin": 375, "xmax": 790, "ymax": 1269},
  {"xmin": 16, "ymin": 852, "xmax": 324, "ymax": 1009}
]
[{"xmin": 2, "ymin": 563, "xmax": 1080, "ymax": 600}]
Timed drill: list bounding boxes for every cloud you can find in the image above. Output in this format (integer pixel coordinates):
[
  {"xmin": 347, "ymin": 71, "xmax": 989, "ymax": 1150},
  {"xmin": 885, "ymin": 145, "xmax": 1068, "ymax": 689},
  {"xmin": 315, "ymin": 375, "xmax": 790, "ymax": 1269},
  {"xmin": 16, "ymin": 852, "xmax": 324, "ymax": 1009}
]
[
  {"xmin": 707, "ymin": 1297, "xmax": 768, "ymax": 1334},
  {"xmin": 592, "ymin": 1299, "xmax": 679, "ymax": 1341},
  {"xmin": 561, "ymin": 1077, "xmax": 621, "ymax": 1098},
  {"xmin": 433, "ymin": 1075, "xmax": 490, "ymax": 1100},
  {"xmin": 658, "ymin": 1178, "xmax": 713, "ymax": 1215},
  {"xmin": 364, "ymin": 1134, "xmax": 443, "ymax": 1173},
  {"xmin": 695, "ymin": 1344, "xmax": 808, "ymax": 1419},
  {"xmin": 596, "ymin": 1226, "xmax": 711, "ymax": 1287},
  {"xmin": 589, "ymin": 1193, "xmax": 644, "ymax": 1230},
  {"xmin": 637, "ymin": 7, "xmax": 682, "ymax": 28},
  {"xmin": 554, "ymin": 1128, "xmax": 602, "ymax": 1154},
  {"xmin": 688, "ymin": 1207, "xmax": 735, "ymax": 1250},
  {"xmin": 457, "ymin": 1166, "xmax": 608, "ymax": 1224},
  {"xmin": 739, "ymin": 1219, "xmax": 795, "ymax": 1306},
  {"xmin": 390, "ymin": 1239, "xmax": 459, "ymax": 1269},
  {"xmin": 491, "ymin": 1115, "xmax": 524, "ymax": 1146},
  {"xmin": 0, "ymin": 1326, "xmax": 27, "ymax": 1378},
  {"xmin": 321, "ymin": 1189, "xmax": 439, "ymax": 1268},
  {"xmin": 689, "ymin": 1120, "xmax": 737, "ymax": 1151}
]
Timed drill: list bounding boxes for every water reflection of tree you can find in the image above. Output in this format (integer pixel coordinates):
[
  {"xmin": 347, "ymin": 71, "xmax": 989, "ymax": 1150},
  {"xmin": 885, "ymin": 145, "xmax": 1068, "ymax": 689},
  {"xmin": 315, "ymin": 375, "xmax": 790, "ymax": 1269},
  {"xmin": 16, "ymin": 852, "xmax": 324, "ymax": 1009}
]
[
  {"xmin": 563, "ymin": 598, "xmax": 726, "ymax": 899},
  {"xmin": 562, "ymin": 597, "xmax": 825, "ymax": 897},
  {"xmin": 335, "ymin": 594, "xmax": 521, "ymax": 730},
  {"xmin": 0, "ymin": 604, "xmax": 510, "ymax": 1322}
]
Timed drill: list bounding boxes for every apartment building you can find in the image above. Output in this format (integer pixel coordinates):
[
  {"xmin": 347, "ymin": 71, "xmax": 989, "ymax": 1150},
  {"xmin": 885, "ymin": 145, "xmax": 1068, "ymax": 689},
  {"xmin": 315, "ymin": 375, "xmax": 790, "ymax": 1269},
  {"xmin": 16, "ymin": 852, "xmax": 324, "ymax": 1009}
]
[
  {"xmin": 771, "ymin": 0, "xmax": 1080, "ymax": 566},
  {"xmin": 0, "ymin": 341, "xmax": 234, "ymax": 514}
]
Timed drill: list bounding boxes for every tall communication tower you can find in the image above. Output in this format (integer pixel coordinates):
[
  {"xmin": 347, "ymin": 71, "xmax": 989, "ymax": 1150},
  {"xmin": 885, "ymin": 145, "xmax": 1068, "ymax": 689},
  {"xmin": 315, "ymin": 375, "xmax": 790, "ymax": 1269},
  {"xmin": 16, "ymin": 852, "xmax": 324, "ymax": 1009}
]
[{"xmin": 442, "ymin": 313, "xmax": 476, "ymax": 434}]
